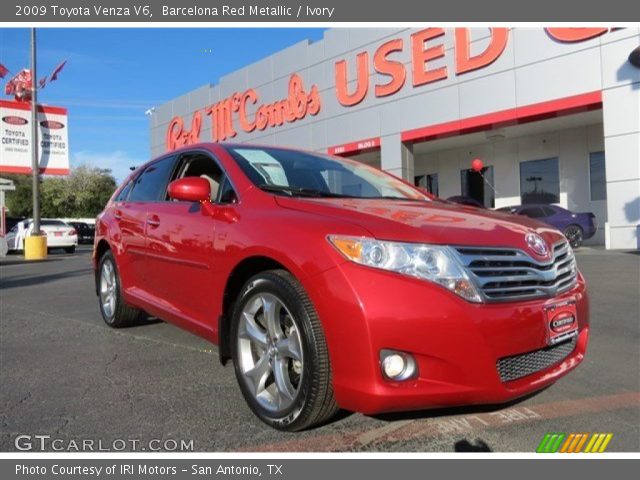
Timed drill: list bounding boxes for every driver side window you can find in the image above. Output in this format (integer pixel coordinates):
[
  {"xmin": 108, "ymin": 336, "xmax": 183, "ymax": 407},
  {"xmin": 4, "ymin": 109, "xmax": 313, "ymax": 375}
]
[
  {"xmin": 174, "ymin": 153, "xmax": 223, "ymax": 202},
  {"xmin": 172, "ymin": 152, "xmax": 237, "ymax": 204}
]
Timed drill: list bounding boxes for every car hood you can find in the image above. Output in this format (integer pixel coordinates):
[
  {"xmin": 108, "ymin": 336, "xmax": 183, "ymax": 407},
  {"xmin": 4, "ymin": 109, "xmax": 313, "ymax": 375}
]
[{"xmin": 275, "ymin": 197, "xmax": 566, "ymax": 250}]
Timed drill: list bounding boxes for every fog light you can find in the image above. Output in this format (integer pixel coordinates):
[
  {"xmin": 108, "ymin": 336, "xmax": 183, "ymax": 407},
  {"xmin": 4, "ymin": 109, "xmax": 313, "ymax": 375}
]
[{"xmin": 380, "ymin": 349, "xmax": 417, "ymax": 380}]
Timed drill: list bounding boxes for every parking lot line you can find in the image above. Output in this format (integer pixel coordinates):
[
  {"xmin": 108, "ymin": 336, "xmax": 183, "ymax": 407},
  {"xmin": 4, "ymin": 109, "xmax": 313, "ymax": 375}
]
[{"xmin": 238, "ymin": 392, "xmax": 639, "ymax": 451}]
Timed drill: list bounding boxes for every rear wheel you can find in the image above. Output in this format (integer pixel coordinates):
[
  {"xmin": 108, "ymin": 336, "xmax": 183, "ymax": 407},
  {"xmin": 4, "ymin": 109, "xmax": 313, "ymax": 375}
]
[
  {"xmin": 64, "ymin": 246, "xmax": 76, "ymax": 254},
  {"xmin": 230, "ymin": 270, "xmax": 338, "ymax": 431},
  {"xmin": 564, "ymin": 224, "xmax": 584, "ymax": 248},
  {"xmin": 98, "ymin": 250, "xmax": 142, "ymax": 328}
]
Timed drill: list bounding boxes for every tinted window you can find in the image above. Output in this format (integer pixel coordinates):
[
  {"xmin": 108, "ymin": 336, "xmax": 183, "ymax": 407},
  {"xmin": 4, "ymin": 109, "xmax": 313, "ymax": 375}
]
[
  {"xmin": 115, "ymin": 180, "xmax": 133, "ymax": 202},
  {"xmin": 129, "ymin": 156, "xmax": 176, "ymax": 202},
  {"xmin": 541, "ymin": 206, "xmax": 556, "ymax": 217},
  {"xmin": 520, "ymin": 158, "xmax": 559, "ymax": 204},
  {"xmin": 589, "ymin": 151, "xmax": 607, "ymax": 201},
  {"xmin": 415, "ymin": 173, "xmax": 439, "ymax": 196},
  {"xmin": 41, "ymin": 220, "xmax": 66, "ymax": 226},
  {"xmin": 520, "ymin": 207, "xmax": 546, "ymax": 218}
]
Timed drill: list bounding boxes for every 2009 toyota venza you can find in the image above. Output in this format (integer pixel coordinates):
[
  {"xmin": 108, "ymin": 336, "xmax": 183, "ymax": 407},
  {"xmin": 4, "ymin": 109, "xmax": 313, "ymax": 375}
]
[{"xmin": 94, "ymin": 144, "xmax": 589, "ymax": 431}]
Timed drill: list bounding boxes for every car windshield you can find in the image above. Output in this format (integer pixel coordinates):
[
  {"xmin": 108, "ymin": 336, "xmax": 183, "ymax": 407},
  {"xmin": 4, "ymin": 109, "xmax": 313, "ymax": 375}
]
[{"xmin": 228, "ymin": 147, "xmax": 428, "ymax": 201}]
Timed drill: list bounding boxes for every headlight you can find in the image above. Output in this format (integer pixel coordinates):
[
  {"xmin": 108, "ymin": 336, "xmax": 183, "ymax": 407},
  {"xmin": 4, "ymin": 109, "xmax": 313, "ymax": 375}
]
[{"xmin": 327, "ymin": 235, "xmax": 482, "ymax": 303}]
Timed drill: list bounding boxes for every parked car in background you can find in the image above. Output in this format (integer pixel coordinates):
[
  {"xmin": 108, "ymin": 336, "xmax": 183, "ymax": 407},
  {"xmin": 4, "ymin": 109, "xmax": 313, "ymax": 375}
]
[
  {"xmin": 5, "ymin": 219, "xmax": 78, "ymax": 253},
  {"xmin": 446, "ymin": 195, "xmax": 486, "ymax": 208},
  {"xmin": 94, "ymin": 143, "xmax": 589, "ymax": 431},
  {"xmin": 5, "ymin": 216, "xmax": 25, "ymax": 234},
  {"xmin": 69, "ymin": 221, "xmax": 95, "ymax": 244},
  {"xmin": 497, "ymin": 204, "xmax": 596, "ymax": 248}
]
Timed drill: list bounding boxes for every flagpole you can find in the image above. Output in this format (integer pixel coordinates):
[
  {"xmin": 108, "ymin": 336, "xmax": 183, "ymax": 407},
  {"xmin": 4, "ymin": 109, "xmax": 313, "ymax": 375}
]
[{"xmin": 30, "ymin": 27, "xmax": 40, "ymax": 236}]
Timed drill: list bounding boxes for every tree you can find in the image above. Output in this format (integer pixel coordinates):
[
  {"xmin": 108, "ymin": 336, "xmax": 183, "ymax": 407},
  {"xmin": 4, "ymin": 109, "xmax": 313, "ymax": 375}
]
[
  {"xmin": 65, "ymin": 165, "xmax": 117, "ymax": 217},
  {"xmin": 3, "ymin": 174, "xmax": 33, "ymax": 218},
  {"xmin": 4, "ymin": 165, "xmax": 117, "ymax": 219}
]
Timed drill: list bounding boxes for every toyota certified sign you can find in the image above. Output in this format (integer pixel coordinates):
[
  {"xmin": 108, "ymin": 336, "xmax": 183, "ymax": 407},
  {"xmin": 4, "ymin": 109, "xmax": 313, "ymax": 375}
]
[{"xmin": 0, "ymin": 100, "xmax": 69, "ymax": 175}]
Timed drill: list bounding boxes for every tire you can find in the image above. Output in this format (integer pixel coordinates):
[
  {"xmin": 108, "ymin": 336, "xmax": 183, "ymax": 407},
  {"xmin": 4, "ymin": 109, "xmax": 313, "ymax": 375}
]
[
  {"xmin": 230, "ymin": 269, "xmax": 338, "ymax": 431},
  {"xmin": 97, "ymin": 250, "xmax": 142, "ymax": 328},
  {"xmin": 64, "ymin": 246, "xmax": 76, "ymax": 254},
  {"xmin": 564, "ymin": 224, "xmax": 584, "ymax": 249}
]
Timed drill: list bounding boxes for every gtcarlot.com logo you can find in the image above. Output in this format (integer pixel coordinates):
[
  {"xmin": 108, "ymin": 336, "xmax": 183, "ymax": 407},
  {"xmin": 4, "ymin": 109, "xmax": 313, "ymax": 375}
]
[
  {"xmin": 536, "ymin": 433, "xmax": 613, "ymax": 453},
  {"xmin": 14, "ymin": 435, "xmax": 194, "ymax": 452}
]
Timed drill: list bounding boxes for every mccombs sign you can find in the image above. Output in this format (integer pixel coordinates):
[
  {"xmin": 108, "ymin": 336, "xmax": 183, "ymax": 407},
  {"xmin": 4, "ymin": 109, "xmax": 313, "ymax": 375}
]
[{"xmin": 165, "ymin": 27, "xmax": 614, "ymax": 152}]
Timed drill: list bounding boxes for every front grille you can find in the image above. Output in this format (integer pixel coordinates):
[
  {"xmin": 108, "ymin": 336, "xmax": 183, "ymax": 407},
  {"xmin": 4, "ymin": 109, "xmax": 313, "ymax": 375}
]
[
  {"xmin": 454, "ymin": 240, "xmax": 578, "ymax": 302},
  {"xmin": 497, "ymin": 337, "xmax": 577, "ymax": 383}
]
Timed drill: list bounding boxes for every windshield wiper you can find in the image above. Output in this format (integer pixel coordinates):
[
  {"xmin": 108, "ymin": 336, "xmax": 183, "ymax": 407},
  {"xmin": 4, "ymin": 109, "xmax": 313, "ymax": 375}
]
[
  {"xmin": 376, "ymin": 196, "xmax": 427, "ymax": 202},
  {"xmin": 258, "ymin": 184, "xmax": 355, "ymax": 198}
]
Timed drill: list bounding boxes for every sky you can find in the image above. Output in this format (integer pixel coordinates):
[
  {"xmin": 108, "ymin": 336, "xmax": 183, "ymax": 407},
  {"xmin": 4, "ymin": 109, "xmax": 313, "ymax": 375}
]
[{"xmin": 0, "ymin": 28, "xmax": 325, "ymax": 182}]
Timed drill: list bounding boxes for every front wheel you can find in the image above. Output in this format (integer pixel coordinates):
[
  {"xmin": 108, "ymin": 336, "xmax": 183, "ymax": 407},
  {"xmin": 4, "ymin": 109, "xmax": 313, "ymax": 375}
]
[
  {"xmin": 564, "ymin": 225, "xmax": 584, "ymax": 248},
  {"xmin": 98, "ymin": 250, "xmax": 142, "ymax": 328},
  {"xmin": 230, "ymin": 270, "xmax": 338, "ymax": 431}
]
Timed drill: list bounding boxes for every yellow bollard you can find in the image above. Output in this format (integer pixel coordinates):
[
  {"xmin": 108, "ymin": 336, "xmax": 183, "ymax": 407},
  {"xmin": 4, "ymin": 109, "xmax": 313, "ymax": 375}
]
[{"xmin": 24, "ymin": 235, "xmax": 47, "ymax": 260}]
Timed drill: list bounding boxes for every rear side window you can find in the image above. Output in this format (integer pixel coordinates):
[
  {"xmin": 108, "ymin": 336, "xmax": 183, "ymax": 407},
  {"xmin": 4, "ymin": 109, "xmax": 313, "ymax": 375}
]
[
  {"xmin": 129, "ymin": 156, "xmax": 176, "ymax": 202},
  {"xmin": 114, "ymin": 180, "xmax": 133, "ymax": 202}
]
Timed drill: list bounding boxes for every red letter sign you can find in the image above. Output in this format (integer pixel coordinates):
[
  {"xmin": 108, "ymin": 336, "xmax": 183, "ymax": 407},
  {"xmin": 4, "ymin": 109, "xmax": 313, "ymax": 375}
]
[{"xmin": 455, "ymin": 28, "xmax": 509, "ymax": 75}]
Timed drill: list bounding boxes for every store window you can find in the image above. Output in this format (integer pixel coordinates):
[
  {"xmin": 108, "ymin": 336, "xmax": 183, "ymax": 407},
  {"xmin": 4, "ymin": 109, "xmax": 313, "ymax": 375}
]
[
  {"xmin": 460, "ymin": 166, "xmax": 494, "ymax": 208},
  {"xmin": 414, "ymin": 173, "xmax": 438, "ymax": 196},
  {"xmin": 520, "ymin": 157, "xmax": 559, "ymax": 204},
  {"xmin": 589, "ymin": 151, "xmax": 607, "ymax": 201}
]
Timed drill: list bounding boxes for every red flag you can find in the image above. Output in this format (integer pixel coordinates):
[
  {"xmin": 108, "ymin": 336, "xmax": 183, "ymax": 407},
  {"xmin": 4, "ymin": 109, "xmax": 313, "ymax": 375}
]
[
  {"xmin": 39, "ymin": 77, "xmax": 47, "ymax": 89},
  {"xmin": 0, "ymin": 63, "xmax": 9, "ymax": 79},
  {"xmin": 49, "ymin": 60, "xmax": 67, "ymax": 82}
]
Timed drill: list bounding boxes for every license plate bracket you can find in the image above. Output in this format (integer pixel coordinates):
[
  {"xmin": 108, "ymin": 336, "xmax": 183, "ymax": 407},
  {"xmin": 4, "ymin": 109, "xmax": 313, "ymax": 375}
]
[{"xmin": 545, "ymin": 299, "xmax": 578, "ymax": 345}]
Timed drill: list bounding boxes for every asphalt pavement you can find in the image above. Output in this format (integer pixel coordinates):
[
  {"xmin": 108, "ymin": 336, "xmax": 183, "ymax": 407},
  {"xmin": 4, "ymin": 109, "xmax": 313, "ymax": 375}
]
[{"xmin": 1, "ymin": 246, "xmax": 638, "ymax": 452}]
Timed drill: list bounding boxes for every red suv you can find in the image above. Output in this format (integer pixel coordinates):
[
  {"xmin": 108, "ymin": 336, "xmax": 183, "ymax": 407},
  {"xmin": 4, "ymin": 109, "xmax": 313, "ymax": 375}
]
[{"xmin": 94, "ymin": 144, "xmax": 589, "ymax": 431}]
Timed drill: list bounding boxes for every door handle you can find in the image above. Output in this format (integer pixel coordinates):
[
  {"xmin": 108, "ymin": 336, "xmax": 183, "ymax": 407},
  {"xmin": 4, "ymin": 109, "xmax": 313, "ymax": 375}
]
[
  {"xmin": 146, "ymin": 216, "xmax": 160, "ymax": 228},
  {"xmin": 114, "ymin": 210, "xmax": 123, "ymax": 220}
]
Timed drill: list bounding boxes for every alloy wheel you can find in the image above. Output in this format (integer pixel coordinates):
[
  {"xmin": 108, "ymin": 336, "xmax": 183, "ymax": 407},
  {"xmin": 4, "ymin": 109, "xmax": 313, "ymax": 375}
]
[
  {"xmin": 100, "ymin": 259, "xmax": 117, "ymax": 319},
  {"xmin": 565, "ymin": 225, "xmax": 583, "ymax": 248},
  {"xmin": 237, "ymin": 293, "xmax": 303, "ymax": 414}
]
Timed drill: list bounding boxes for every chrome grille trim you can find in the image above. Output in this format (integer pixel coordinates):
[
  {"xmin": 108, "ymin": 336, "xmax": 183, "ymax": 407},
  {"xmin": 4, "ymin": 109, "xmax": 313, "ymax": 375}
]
[
  {"xmin": 497, "ymin": 336, "xmax": 577, "ymax": 383},
  {"xmin": 454, "ymin": 240, "xmax": 578, "ymax": 302}
]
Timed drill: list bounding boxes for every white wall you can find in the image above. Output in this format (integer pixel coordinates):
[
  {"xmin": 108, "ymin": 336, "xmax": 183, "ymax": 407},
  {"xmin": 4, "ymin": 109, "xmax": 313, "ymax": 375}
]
[{"xmin": 414, "ymin": 123, "xmax": 607, "ymax": 244}]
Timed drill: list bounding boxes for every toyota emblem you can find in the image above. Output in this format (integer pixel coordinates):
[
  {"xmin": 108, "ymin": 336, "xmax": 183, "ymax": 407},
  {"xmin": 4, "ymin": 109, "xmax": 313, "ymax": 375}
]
[{"xmin": 526, "ymin": 233, "xmax": 549, "ymax": 257}]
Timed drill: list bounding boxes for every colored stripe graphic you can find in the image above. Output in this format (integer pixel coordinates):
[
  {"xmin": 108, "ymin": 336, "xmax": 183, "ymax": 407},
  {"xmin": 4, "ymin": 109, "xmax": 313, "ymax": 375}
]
[
  {"xmin": 539, "ymin": 433, "xmax": 613, "ymax": 453},
  {"xmin": 537, "ymin": 433, "xmax": 565, "ymax": 453},
  {"xmin": 584, "ymin": 433, "xmax": 613, "ymax": 453}
]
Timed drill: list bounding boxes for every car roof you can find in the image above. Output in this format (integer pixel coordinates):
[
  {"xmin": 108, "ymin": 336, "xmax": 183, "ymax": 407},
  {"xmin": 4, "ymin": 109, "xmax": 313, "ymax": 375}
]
[{"xmin": 129, "ymin": 142, "xmax": 321, "ymax": 179}]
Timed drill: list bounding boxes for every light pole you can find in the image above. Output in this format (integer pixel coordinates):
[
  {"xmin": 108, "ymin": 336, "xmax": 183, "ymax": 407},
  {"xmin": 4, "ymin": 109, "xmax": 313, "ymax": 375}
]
[
  {"xmin": 24, "ymin": 27, "xmax": 47, "ymax": 259},
  {"xmin": 30, "ymin": 27, "xmax": 40, "ymax": 235}
]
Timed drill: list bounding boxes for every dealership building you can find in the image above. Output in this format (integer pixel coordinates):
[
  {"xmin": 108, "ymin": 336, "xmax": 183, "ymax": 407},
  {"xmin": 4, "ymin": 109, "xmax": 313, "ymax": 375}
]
[{"xmin": 149, "ymin": 27, "xmax": 640, "ymax": 249}]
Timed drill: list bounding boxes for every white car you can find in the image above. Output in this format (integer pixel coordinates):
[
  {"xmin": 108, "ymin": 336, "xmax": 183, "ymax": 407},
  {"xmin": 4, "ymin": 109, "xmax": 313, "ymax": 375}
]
[{"xmin": 5, "ymin": 219, "xmax": 78, "ymax": 254}]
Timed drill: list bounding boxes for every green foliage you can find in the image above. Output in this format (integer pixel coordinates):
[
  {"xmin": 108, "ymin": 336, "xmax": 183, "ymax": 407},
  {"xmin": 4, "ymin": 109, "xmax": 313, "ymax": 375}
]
[
  {"xmin": 3, "ymin": 174, "xmax": 33, "ymax": 218},
  {"xmin": 4, "ymin": 165, "xmax": 117, "ymax": 218}
]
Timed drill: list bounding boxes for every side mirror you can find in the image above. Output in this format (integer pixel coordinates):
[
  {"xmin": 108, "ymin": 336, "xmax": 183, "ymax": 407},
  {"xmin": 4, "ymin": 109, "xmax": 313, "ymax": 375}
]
[{"xmin": 168, "ymin": 177, "xmax": 211, "ymax": 203}]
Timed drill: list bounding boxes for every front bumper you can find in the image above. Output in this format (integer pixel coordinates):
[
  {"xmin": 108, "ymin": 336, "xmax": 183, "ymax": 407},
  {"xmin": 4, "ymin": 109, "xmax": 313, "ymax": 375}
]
[{"xmin": 309, "ymin": 261, "xmax": 589, "ymax": 414}]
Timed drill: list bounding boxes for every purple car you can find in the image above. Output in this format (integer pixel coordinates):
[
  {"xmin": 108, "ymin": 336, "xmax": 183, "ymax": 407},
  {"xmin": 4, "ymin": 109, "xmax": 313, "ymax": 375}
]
[{"xmin": 497, "ymin": 204, "xmax": 596, "ymax": 248}]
